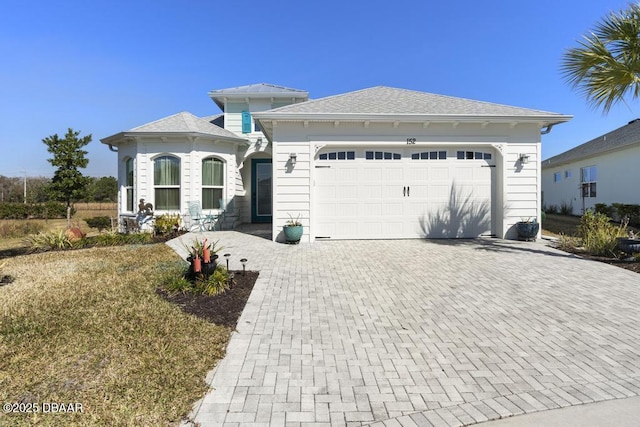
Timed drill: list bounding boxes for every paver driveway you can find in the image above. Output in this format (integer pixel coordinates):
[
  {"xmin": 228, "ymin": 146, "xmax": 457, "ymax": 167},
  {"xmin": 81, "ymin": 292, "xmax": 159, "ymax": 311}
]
[{"xmin": 168, "ymin": 233, "xmax": 640, "ymax": 427}]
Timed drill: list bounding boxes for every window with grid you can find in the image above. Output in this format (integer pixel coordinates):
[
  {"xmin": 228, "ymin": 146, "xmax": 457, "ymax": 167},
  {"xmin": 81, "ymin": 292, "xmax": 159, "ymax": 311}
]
[
  {"xmin": 124, "ymin": 157, "xmax": 134, "ymax": 212},
  {"xmin": 154, "ymin": 156, "xmax": 180, "ymax": 210},
  {"xmin": 202, "ymin": 157, "xmax": 224, "ymax": 210},
  {"xmin": 581, "ymin": 166, "xmax": 597, "ymax": 198}
]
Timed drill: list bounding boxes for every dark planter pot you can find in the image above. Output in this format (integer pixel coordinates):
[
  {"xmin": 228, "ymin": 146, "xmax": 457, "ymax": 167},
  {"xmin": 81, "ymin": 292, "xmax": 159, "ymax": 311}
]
[
  {"xmin": 283, "ymin": 225, "xmax": 303, "ymax": 244},
  {"xmin": 516, "ymin": 222, "xmax": 539, "ymax": 242},
  {"xmin": 187, "ymin": 255, "xmax": 218, "ymax": 276},
  {"xmin": 616, "ymin": 238, "xmax": 640, "ymax": 255}
]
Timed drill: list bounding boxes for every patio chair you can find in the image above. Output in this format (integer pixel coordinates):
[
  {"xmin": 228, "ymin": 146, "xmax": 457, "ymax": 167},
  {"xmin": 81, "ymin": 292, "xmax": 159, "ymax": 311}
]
[{"xmin": 187, "ymin": 201, "xmax": 216, "ymax": 232}]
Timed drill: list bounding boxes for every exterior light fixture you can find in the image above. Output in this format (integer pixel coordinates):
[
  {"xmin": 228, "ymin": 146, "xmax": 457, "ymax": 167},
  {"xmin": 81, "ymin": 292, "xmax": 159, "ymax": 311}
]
[
  {"xmin": 224, "ymin": 253, "xmax": 230, "ymax": 270},
  {"xmin": 256, "ymin": 137, "xmax": 262, "ymax": 146},
  {"xmin": 240, "ymin": 258, "xmax": 247, "ymax": 275},
  {"xmin": 518, "ymin": 154, "xmax": 530, "ymax": 164},
  {"xmin": 289, "ymin": 153, "xmax": 297, "ymax": 165}
]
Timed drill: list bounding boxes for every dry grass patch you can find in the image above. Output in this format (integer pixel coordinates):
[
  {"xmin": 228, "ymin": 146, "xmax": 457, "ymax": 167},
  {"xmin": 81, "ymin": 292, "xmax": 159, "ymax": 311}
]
[{"xmin": 0, "ymin": 244, "xmax": 232, "ymax": 426}]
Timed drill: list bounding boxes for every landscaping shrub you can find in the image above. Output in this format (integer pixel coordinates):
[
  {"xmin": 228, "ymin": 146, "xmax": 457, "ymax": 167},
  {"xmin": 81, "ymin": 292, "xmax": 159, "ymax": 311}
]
[
  {"xmin": 85, "ymin": 216, "xmax": 112, "ymax": 232},
  {"xmin": 0, "ymin": 202, "xmax": 72, "ymax": 219},
  {"xmin": 559, "ymin": 200, "xmax": 574, "ymax": 216},
  {"xmin": 592, "ymin": 203, "xmax": 640, "ymax": 227},
  {"xmin": 617, "ymin": 204, "xmax": 640, "ymax": 227},
  {"xmin": 545, "ymin": 204, "xmax": 559, "ymax": 214},
  {"xmin": 577, "ymin": 210, "xmax": 627, "ymax": 256},
  {"xmin": 162, "ymin": 265, "xmax": 230, "ymax": 296},
  {"xmin": 595, "ymin": 203, "xmax": 614, "ymax": 218},
  {"xmin": 154, "ymin": 213, "xmax": 181, "ymax": 235},
  {"xmin": 26, "ymin": 230, "xmax": 74, "ymax": 252}
]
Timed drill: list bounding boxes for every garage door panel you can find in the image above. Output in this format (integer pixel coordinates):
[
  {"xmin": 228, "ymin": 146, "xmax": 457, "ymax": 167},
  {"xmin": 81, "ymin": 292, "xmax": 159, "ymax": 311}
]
[
  {"xmin": 429, "ymin": 167, "xmax": 449, "ymax": 180},
  {"xmin": 362, "ymin": 168, "xmax": 383, "ymax": 181},
  {"xmin": 363, "ymin": 185, "xmax": 382, "ymax": 198},
  {"xmin": 314, "ymin": 149, "xmax": 493, "ymax": 240},
  {"xmin": 337, "ymin": 185, "xmax": 357, "ymax": 199},
  {"xmin": 337, "ymin": 168, "xmax": 357, "ymax": 181},
  {"xmin": 384, "ymin": 168, "xmax": 404, "ymax": 181},
  {"xmin": 336, "ymin": 203, "xmax": 357, "ymax": 217}
]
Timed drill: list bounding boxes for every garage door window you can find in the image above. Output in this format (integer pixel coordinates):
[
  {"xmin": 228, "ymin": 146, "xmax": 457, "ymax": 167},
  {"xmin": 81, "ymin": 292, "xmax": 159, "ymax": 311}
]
[
  {"xmin": 319, "ymin": 151, "xmax": 355, "ymax": 160},
  {"xmin": 411, "ymin": 151, "xmax": 447, "ymax": 160},
  {"xmin": 457, "ymin": 151, "xmax": 492, "ymax": 160},
  {"xmin": 366, "ymin": 151, "xmax": 401, "ymax": 160}
]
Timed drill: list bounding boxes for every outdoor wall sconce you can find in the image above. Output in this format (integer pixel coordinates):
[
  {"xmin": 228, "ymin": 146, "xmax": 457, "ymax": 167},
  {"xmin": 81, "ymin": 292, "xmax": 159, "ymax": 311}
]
[
  {"xmin": 289, "ymin": 153, "xmax": 297, "ymax": 165},
  {"xmin": 256, "ymin": 137, "xmax": 262, "ymax": 146},
  {"xmin": 518, "ymin": 154, "xmax": 530, "ymax": 164}
]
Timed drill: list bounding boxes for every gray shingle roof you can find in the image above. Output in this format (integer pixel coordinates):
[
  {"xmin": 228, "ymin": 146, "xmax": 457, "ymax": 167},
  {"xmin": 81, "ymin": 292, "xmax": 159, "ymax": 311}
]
[
  {"xmin": 264, "ymin": 86, "xmax": 565, "ymax": 117},
  {"xmin": 542, "ymin": 119, "xmax": 640, "ymax": 167},
  {"xmin": 129, "ymin": 112, "xmax": 242, "ymax": 140},
  {"xmin": 208, "ymin": 83, "xmax": 308, "ymax": 96}
]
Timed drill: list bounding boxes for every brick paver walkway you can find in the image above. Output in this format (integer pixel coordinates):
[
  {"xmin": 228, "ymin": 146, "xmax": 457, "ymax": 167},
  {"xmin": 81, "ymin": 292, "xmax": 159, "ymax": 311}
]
[{"xmin": 168, "ymin": 233, "xmax": 640, "ymax": 426}]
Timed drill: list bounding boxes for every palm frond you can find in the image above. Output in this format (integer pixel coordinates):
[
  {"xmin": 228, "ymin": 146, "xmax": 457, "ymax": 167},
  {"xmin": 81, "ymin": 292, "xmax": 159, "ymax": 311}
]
[{"xmin": 561, "ymin": 3, "xmax": 640, "ymax": 113}]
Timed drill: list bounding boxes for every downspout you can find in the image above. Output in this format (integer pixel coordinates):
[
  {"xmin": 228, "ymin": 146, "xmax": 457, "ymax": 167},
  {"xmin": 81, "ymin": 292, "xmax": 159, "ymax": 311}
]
[
  {"xmin": 541, "ymin": 124, "xmax": 555, "ymax": 135},
  {"xmin": 108, "ymin": 144, "xmax": 118, "ymax": 152}
]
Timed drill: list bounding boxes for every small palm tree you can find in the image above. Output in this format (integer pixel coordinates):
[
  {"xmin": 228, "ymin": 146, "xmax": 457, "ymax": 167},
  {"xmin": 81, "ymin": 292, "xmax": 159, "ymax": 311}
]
[{"xmin": 561, "ymin": 3, "xmax": 640, "ymax": 113}]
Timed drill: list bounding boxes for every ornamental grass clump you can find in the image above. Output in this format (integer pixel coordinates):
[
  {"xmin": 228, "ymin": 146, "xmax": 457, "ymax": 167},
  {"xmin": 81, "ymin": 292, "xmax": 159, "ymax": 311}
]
[{"xmin": 577, "ymin": 210, "xmax": 627, "ymax": 256}]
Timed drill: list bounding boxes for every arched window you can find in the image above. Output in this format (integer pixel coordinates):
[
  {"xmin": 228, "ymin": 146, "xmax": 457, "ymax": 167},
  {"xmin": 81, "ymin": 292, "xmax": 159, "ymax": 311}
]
[
  {"xmin": 124, "ymin": 157, "xmax": 134, "ymax": 212},
  {"xmin": 202, "ymin": 157, "xmax": 224, "ymax": 209},
  {"xmin": 154, "ymin": 155, "xmax": 180, "ymax": 210}
]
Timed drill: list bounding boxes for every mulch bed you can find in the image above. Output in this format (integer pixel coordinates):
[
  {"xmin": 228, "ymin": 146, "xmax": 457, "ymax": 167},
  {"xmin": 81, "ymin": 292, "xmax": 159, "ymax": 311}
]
[
  {"xmin": 577, "ymin": 254, "xmax": 640, "ymax": 274},
  {"xmin": 557, "ymin": 247, "xmax": 640, "ymax": 274},
  {"xmin": 156, "ymin": 271, "xmax": 259, "ymax": 327}
]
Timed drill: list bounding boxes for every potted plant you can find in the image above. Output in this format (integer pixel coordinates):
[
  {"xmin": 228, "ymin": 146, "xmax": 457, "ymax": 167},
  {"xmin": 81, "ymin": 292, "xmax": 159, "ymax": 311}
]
[
  {"xmin": 283, "ymin": 214, "xmax": 303, "ymax": 244},
  {"xmin": 616, "ymin": 224, "xmax": 640, "ymax": 256},
  {"xmin": 516, "ymin": 217, "xmax": 539, "ymax": 241},
  {"xmin": 185, "ymin": 238, "xmax": 220, "ymax": 275}
]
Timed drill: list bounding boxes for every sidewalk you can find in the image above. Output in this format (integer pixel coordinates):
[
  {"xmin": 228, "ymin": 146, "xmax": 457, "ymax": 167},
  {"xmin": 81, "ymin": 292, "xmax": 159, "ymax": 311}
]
[{"xmin": 479, "ymin": 396, "xmax": 640, "ymax": 426}]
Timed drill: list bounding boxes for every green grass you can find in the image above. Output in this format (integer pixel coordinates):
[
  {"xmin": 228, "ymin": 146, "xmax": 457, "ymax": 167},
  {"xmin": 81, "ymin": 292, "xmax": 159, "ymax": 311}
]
[
  {"xmin": 542, "ymin": 213, "xmax": 581, "ymax": 237},
  {"xmin": 0, "ymin": 244, "xmax": 231, "ymax": 426}
]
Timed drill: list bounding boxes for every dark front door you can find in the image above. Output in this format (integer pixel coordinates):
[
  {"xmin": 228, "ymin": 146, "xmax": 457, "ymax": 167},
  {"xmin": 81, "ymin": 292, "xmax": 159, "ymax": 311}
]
[{"xmin": 251, "ymin": 159, "xmax": 272, "ymax": 223}]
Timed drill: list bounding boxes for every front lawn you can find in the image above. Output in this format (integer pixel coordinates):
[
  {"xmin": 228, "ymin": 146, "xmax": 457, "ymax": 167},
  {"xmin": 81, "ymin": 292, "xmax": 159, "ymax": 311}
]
[
  {"xmin": 0, "ymin": 244, "xmax": 234, "ymax": 426},
  {"xmin": 542, "ymin": 213, "xmax": 581, "ymax": 237}
]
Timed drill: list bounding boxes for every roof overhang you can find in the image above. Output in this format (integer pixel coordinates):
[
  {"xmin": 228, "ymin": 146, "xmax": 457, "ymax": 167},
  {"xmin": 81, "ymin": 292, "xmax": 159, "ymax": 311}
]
[
  {"xmin": 208, "ymin": 91, "xmax": 309, "ymax": 110},
  {"xmin": 253, "ymin": 113, "xmax": 573, "ymax": 141},
  {"xmin": 100, "ymin": 131, "xmax": 249, "ymax": 147}
]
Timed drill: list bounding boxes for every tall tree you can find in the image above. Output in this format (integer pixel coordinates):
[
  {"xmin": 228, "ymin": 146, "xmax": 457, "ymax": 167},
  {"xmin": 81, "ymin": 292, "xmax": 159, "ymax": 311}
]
[
  {"xmin": 561, "ymin": 3, "xmax": 640, "ymax": 113},
  {"xmin": 43, "ymin": 128, "xmax": 91, "ymax": 227}
]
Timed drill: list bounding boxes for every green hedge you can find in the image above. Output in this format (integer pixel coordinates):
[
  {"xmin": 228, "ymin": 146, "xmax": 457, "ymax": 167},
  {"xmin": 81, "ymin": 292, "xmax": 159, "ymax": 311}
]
[
  {"xmin": 594, "ymin": 203, "xmax": 640, "ymax": 227},
  {"xmin": 0, "ymin": 202, "xmax": 74, "ymax": 219}
]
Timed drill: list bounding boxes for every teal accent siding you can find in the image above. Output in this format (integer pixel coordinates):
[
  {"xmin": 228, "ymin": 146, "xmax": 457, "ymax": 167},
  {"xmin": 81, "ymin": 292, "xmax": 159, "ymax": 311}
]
[{"xmin": 242, "ymin": 111, "xmax": 251, "ymax": 134}]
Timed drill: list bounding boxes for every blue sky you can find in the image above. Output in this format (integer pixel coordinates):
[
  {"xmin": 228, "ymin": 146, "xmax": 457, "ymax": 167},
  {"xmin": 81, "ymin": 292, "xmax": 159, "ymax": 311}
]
[{"xmin": 0, "ymin": 0, "xmax": 637, "ymax": 178}]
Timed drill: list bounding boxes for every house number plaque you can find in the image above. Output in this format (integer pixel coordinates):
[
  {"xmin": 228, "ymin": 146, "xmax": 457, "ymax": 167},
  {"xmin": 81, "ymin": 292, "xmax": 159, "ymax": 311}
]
[{"xmin": 406, "ymin": 138, "xmax": 416, "ymax": 144}]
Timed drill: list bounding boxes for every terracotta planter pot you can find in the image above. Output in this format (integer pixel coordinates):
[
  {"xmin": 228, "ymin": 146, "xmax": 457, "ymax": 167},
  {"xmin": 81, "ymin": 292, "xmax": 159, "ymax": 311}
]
[{"xmin": 193, "ymin": 256, "xmax": 202, "ymax": 273}]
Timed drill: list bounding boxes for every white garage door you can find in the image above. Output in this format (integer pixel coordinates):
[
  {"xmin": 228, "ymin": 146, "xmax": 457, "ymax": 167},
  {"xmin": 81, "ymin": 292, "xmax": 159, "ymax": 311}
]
[{"xmin": 314, "ymin": 148, "xmax": 494, "ymax": 239}]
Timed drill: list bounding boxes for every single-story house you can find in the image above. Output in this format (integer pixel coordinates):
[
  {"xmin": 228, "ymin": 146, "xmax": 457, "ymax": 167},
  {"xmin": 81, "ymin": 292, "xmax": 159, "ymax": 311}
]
[
  {"xmin": 101, "ymin": 83, "xmax": 571, "ymax": 242},
  {"xmin": 541, "ymin": 119, "xmax": 640, "ymax": 215}
]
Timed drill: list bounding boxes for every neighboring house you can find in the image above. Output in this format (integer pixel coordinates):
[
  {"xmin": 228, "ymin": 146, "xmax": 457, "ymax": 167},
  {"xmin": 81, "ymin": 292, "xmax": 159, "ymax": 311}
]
[
  {"xmin": 541, "ymin": 119, "xmax": 640, "ymax": 215},
  {"xmin": 101, "ymin": 83, "xmax": 570, "ymax": 242}
]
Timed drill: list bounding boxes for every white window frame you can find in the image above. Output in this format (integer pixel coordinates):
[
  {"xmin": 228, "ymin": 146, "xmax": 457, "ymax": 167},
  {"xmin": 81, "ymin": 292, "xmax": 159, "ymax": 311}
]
[
  {"xmin": 581, "ymin": 165, "xmax": 597, "ymax": 198},
  {"xmin": 124, "ymin": 157, "xmax": 134, "ymax": 212},
  {"xmin": 153, "ymin": 155, "xmax": 181, "ymax": 211},
  {"xmin": 202, "ymin": 157, "xmax": 225, "ymax": 210}
]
